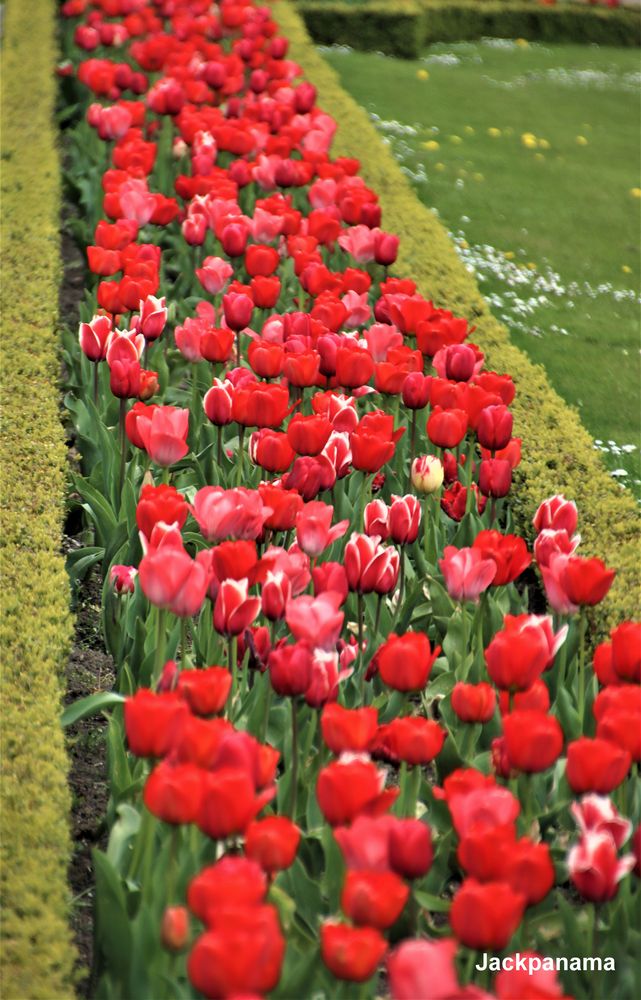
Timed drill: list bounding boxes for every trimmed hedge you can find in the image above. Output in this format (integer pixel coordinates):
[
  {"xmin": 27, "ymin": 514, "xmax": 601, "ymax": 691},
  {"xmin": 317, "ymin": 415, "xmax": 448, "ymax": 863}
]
[
  {"xmin": 275, "ymin": 0, "xmax": 640, "ymax": 632},
  {"xmin": 296, "ymin": 0, "xmax": 641, "ymax": 53},
  {"xmin": 0, "ymin": 1, "xmax": 76, "ymax": 998}
]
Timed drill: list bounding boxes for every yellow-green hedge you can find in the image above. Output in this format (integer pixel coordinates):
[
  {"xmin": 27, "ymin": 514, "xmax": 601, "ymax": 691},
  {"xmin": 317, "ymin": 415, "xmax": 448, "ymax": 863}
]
[
  {"xmin": 0, "ymin": 2, "xmax": 76, "ymax": 997},
  {"xmin": 275, "ymin": 0, "xmax": 640, "ymax": 632}
]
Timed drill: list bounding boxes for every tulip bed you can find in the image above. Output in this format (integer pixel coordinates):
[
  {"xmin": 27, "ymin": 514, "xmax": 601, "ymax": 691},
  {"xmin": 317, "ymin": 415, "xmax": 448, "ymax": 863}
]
[{"xmin": 58, "ymin": 1, "xmax": 640, "ymax": 998}]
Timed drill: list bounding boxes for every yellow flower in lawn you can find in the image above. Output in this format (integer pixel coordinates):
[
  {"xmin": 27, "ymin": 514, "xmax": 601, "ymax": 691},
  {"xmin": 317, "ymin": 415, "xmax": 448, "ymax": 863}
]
[
  {"xmin": 473, "ymin": 172, "xmax": 484, "ymax": 182},
  {"xmin": 516, "ymin": 38, "xmax": 529, "ymax": 47},
  {"xmin": 417, "ymin": 69, "xmax": 429, "ymax": 81},
  {"xmin": 458, "ymin": 168, "xmax": 468, "ymax": 178},
  {"xmin": 539, "ymin": 139, "xmax": 551, "ymax": 150},
  {"xmin": 622, "ymin": 265, "xmax": 632, "ymax": 274},
  {"xmin": 435, "ymin": 162, "xmax": 445, "ymax": 172},
  {"xmin": 527, "ymin": 263, "xmax": 537, "ymax": 271},
  {"xmin": 504, "ymin": 251, "xmax": 515, "ymax": 260},
  {"xmin": 464, "ymin": 126, "xmax": 475, "ymax": 136},
  {"xmin": 576, "ymin": 135, "xmax": 589, "ymax": 146},
  {"xmin": 521, "ymin": 133, "xmax": 538, "ymax": 149},
  {"xmin": 630, "ymin": 188, "xmax": 641, "ymax": 199},
  {"xmin": 487, "ymin": 127, "xmax": 501, "ymax": 138},
  {"xmin": 460, "ymin": 240, "xmax": 469, "ymax": 249},
  {"xmin": 422, "ymin": 140, "xmax": 440, "ymax": 151},
  {"xmin": 449, "ymin": 135, "xmax": 463, "ymax": 145}
]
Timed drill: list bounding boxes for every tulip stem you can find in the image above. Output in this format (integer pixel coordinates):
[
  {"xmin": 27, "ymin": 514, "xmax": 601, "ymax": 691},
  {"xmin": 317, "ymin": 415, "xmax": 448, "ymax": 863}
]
[
  {"xmin": 166, "ymin": 825, "xmax": 180, "ymax": 905},
  {"xmin": 180, "ymin": 617, "xmax": 188, "ymax": 668},
  {"xmin": 460, "ymin": 604, "xmax": 469, "ymax": 680},
  {"xmin": 228, "ymin": 635, "xmax": 238, "ymax": 712},
  {"xmin": 423, "ymin": 495, "xmax": 432, "ymax": 564},
  {"xmin": 289, "ymin": 699, "xmax": 299, "ymax": 820},
  {"xmin": 216, "ymin": 425, "xmax": 223, "ymax": 473},
  {"xmin": 236, "ymin": 426, "xmax": 245, "ymax": 488},
  {"xmin": 357, "ymin": 473, "xmax": 371, "ymax": 532},
  {"xmin": 118, "ymin": 397, "xmax": 128, "ymax": 501},
  {"xmin": 374, "ymin": 593, "xmax": 384, "ymax": 637},
  {"xmin": 260, "ymin": 680, "xmax": 273, "ymax": 743},
  {"xmin": 153, "ymin": 607, "xmax": 167, "ymax": 684},
  {"xmin": 577, "ymin": 607, "xmax": 587, "ymax": 730},
  {"xmin": 93, "ymin": 362, "xmax": 99, "ymax": 407},
  {"xmin": 358, "ymin": 592, "xmax": 366, "ymax": 703}
]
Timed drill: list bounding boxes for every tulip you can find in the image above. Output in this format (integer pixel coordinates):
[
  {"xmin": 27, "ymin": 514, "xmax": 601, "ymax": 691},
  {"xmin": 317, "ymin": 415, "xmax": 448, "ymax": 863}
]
[
  {"xmin": 195, "ymin": 255, "xmax": 233, "ymax": 295},
  {"xmin": 316, "ymin": 758, "xmax": 398, "ymax": 826},
  {"xmin": 472, "ymin": 530, "xmax": 531, "ymax": 586},
  {"xmin": 136, "ymin": 483, "xmax": 188, "ymax": 541},
  {"xmin": 247, "ymin": 340, "xmax": 284, "ymax": 379},
  {"xmin": 533, "ymin": 494, "xmax": 578, "ymax": 535},
  {"xmin": 250, "ymin": 428, "xmax": 295, "ymax": 473},
  {"xmin": 176, "ymin": 667, "xmax": 232, "ymax": 716},
  {"xmin": 427, "ymin": 406, "xmax": 467, "ymax": 449},
  {"xmin": 136, "ymin": 405, "xmax": 189, "ymax": 467},
  {"xmin": 342, "ymin": 870, "xmax": 409, "ymax": 929},
  {"xmin": 304, "ymin": 648, "xmax": 352, "ymax": 708},
  {"xmin": 503, "ymin": 838, "xmax": 555, "ymax": 905},
  {"xmin": 502, "ymin": 711, "xmax": 563, "ymax": 773},
  {"xmin": 287, "ymin": 413, "xmax": 332, "ymax": 456},
  {"xmin": 335, "ymin": 344, "xmax": 376, "ymax": 389},
  {"xmin": 124, "ymin": 689, "xmax": 189, "ymax": 759},
  {"xmin": 139, "ymin": 294, "xmax": 167, "ymax": 342},
  {"xmin": 321, "ymin": 922, "xmax": 388, "ymax": 983},
  {"xmin": 568, "ymin": 831, "xmax": 635, "ymax": 903},
  {"xmin": 192, "ymin": 486, "xmax": 269, "ymax": 542},
  {"xmin": 478, "ymin": 457, "xmax": 512, "ymax": 497},
  {"xmin": 312, "ymin": 560, "xmax": 349, "ymax": 604},
  {"xmin": 494, "ymin": 951, "xmax": 568, "ymax": 1000},
  {"xmin": 187, "ymin": 857, "xmax": 267, "ymax": 923},
  {"xmin": 261, "ymin": 571, "xmax": 291, "ymax": 622},
  {"xmin": 402, "ymin": 372, "xmax": 431, "ymax": 410},
  {"xmin": 498, "ymin": 679, "xmax": 550, "ymax": 715},
  {"xmin": 375, "ymin": 632, "xmax": 440, "ymax": 692},
  {"xmin": 139, "ymin": 534, "xmax": 209, "ymax": 618},
  {"xmin": 411, "ymin": 455, "xmax": 444, "ymax": 494},
  {"xmin": 213, "ymin": 578, "xmax": 260, "ymax": 637},
  {"xmin": 268, "ymin": 642, "xmax": 314, "ymax": 698},
  {"xmin": 350, "ymin": 412, "xmax": 404, "ymax": 473},
  {"xmin": 485, "ymin": 620, "xmax": 551, "ymax": 692},
  {"xmin": 533, "ymin": 527, "xmax": 580, "ymax": 569},
  {"xmin": 160, "ymin": 906, "xmax": 189, "ymax": 952},
  {"xmin": 560, "ymin": 555, "xmax": 616, "ymax": 607},
  {"xmin": 570, "ymin": 795, "xmax": 632, "ymax": 850},
  {"xmin": 345, "ymin": 533, "xmax": 399, "ymax": 595},
  {"xmin": 321, "ymin": 704, "xmax": 378, "ymax": 754},
  {"xmin": 144, "ymin": 760, "xmax": 203, "ymax": 825},
  {"xmin": 295, "ymin": 501, "xmax": 349, "ymax": 557},
  {"xmin": 387, "ymin": 938, "xmax": 460, "ymax": 1000},
  {"xmin": 388, "ymin": 819, "xmax": 433, "ymax": 880},
  {"xmin": 79, "ymin": 314, "xmax": 111, "ymax": 362},
  {"xmin": 449, "ymin": 879, "xmax": 525, "ymax": 950},
  {"xmin": 375, "ymin": 716, "xmax": 446, "ymax": 765},
  {"xmin": 364, "ymin": 499, "xmax": 390, "ymax": 540},
  {"xmin": 458, "ymin": 824, "xmax": 516, "ymax": 882},
  {"xmin": 476, "ymin": 403, "xmax": 513, "ymax": 451},
  {"xmin": 448, "ymin": 784, "xmax": 520, "ymax": 839},
  {"xmin": 200, "ymin": 326, "xmax": 235, "ymax": 364},
  {"xmin": 187, "ymin": 905, "xmax": 285, "ymax": 997},
  {"xmin": 110, "ymin": 564, "xmax": 137, "ymax": 595},
  {"xmin": 439, "ymin": 545, "xmax": 496, "ymax": 603},
  {"xmin": 610, "ymin": 620, "xmax": 641, "ymax": 682},
  {"xmin": 285, "ymin": 592, "xmax": 344, "ymax": 651},
  {"xmin": 566, "ymin": 737, "xmax": 631, "ymax": 794},
  {"xmin": 245, "ymin": 817, "xmax": 300, "ymax": 874},
  {"xmin": 232, "ymin": 381, "xmax": 290, "ymax": 428},
  {"xmin": 388, "ymin": 495, "xmax": 421, "ymax": 544},
  {"xmin": 451, "ymin": 682, "xmax": 496, "ymax": 723}
]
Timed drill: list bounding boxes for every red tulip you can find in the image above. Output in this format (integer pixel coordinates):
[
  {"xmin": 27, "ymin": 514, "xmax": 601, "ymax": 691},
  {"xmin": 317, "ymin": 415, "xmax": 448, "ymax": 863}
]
[
  {"xmin": 222, "ymin": 290, "xmax": 253, "ymax": 331},
  {"xmin": 341, "ymin": 870, "xmax": 409, "ymax": 929},
  {"xmin": 427, "ymin": 406, "xmax": 468, "ymax": 449},
  {"xmin": 450, "ymin": 879, "xmax": 525, "ymax": 950},
  {"xmin": 250, "ymin": 428, "xmax": 295, "ymax": 473},
  {"xmin": 494, "ymin": 950, "xmax": 569, "ymax": 1000},
  {"xmin": 345, "ymin": 533, "xmax": 399, "ymax": 595},
  {"xmin": 498, "ymin": 679, "xmax": 550, "ymax": 716},
  {"xmin": 160, "ymin": 906, "xmax": 189, "ymax": 953},
  {"xmin": 472, "ymin": 530, "xmax": 531, "ymax": 586},
  {"xmin": 458, "ymin": 824, "xmax": 516, "ymax": 882},
  {"xmin": 485, "ymin": 619, "xmax": 552, "ymax": 692},
  {"xmin": 203, "ymin": 378, "xmax": 234, "ymax": 426},
  {"xmin": 245, "ymin": 243, "xmax": 279, "ymax": 277},
  {"xmin": 197, "ymin": 766, "xmax": 271, "ymax": 839},
  {"xmin": 187, "ymin": 905, "xmax": 284, "ymax": 997},
  {"xmin": 478, "ymin": 457, "xmax": 512, "ymax": 497},
  {"xmin": 568, "ymin": 831, "xmax": 635, "ymax": 903},
  {"xmin": 388, "ymin": 494, "xmax": 421, "ymax": 544},
  {"xmin": 375, "ymin": 716, "xmax": 446, "ymax": 765},
  {"xmin": 451, "ymin": 682, "xmax": 496, "ymax": 723},
  {"xmin": 261, "ymin": 571, "xmax": 291, "ymax": 622},
  {"xmin": 503, "ymin": 838, "xmax": 555, "ymax": 905},
  {"xmin": 321, "ymin": 703, "xmax": 378, "ymax": 754},
  {"xmin": 335, "ymin": 343, "xmax": 375, "ymax": 388},
  {"xmin": 287, "ymin": 413, "xmax": 332, "ymax": 456},
  {"xmin": 268, "ymin": 642, "xmax": 313, "ymax": 697},
  {"xmin": 560, "ymin": 556, "xmax": 616, "ymax": 607},
  {"xmin": 176, "ymin": 667, "xmax": 232, "ymax": 716},
  {"xmin": 139, "ymin": 294, "xmax": 167, "ymax": 342},
  {"xmin": 316, "ymin": 758, "xmax": 398, "ymax": 826},
  {"xmin": 139, "ymin": 528, "xmax": 209, "ymax": 618},
  {"xmin": 439, "ymin": 545, "xmax": 496, "ymax": 603},
  {"xmin": 187, "ymin": 856, "xmax": 267, "ymax": 922},
  {"xmin": 351, "ymin": 411, "xmax": 404, "ymax": 473},
  {"xmin": 244, "ymin": 816, "xmax": 300, "ymax": 874},
  {"xmin": 79, "ymin": 314, "xmax": 111, "ymax": 361},
  {"xmin": 247, "ymin": 339, "xmax": 284, "ymax": 378},
  {"xmin": 321, "ymin": 922, "xmax": 387, "ymax": 982},
  {"xmin": 144, "ymin": 760, "xmax": 203, "ymax": 825},
  {"xmin": 502, "ymin": 711, "xmax": 563, "ymax": 773},
  {"xmin": 312, "ymin": 562, "xmax": 349, "ymax": 604},
  {"xmin": 388, "ymin": 819, "xmax": 433, "ymax": 880},
  {"xmin": 124, "ymin": 689, "xmax": 189, "ymax": 758},
  {"xmin": 364, "ymin": 498, "xmax": 390, "ymax": 540},
  {"xmin": 375, "ymin": 632, "xmax": 440, "ymax": 692},
  {"xmin": 448, "ymin": 784, "xmax": 520, "ymax": 839},
  {"xmin": 611, "ymin": 621, "xmax": 641, "ymax": 682},
  {"xmin": 476, "ymin": 404, "xmax": 513, "ymax": 451},
  {"xmin": 566, "ymin": 737, "xmax": 631, "ymax": 794},
  {"xmin": 213, "ymin": 578, "xmax": 260, "ymax": 637},
  {"xmin": 232, "ymin": 381, "xmax": 290, "ymax": 428},
  {"xmin": 136, "ymin": 405, "xmax": 189, "ymax": 467}
]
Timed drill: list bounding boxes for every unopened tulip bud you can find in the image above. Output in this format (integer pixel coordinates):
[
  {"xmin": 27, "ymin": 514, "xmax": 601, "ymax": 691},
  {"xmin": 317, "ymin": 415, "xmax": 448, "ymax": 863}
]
[
  {"xmin": 411, "ymin": 455, "xmax": 444, "ymax": 494},
  {"xmin": 160, "ymin": 905, "xmax": 189, "ymax": 952},
  {"xmin": 110, "ymin": 564, "xmax": 137, "ymax": 595},
  {"xmin": 138, "ymin": 369, "xmax": 159, "ymax": 401}
]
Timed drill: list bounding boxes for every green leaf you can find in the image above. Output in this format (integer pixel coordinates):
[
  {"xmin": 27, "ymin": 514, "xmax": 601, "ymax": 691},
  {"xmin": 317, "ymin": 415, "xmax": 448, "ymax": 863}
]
[
  {"xmin": 61, "ymin": 691, "xmax": 125, "ymax": 728},
  {"xmin": 93, "ymin": 849, "xmax": 133, "ymax": 980},
  {"xmin": 414, "ymin": 889, "xmax": 451, "ymax": 914},
  {"xmin": 107, "ymin": 804, "xmax": 141, "ymax": 872}
]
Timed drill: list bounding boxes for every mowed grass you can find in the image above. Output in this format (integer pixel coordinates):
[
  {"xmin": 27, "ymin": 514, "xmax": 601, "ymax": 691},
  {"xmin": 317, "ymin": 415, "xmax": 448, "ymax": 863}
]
[{"xmin": 323, "ymin": 40, "xmax": 641, "ymax": 494}]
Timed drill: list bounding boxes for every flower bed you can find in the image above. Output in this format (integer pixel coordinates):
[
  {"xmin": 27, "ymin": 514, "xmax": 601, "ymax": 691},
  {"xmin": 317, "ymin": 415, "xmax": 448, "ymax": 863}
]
[{"xmin": 55, "ymin": 0, "xmax": 641, "ymax": 998}]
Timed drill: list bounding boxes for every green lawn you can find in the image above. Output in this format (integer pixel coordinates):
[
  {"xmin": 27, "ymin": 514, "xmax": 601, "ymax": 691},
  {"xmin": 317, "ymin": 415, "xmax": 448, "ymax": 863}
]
[{"xmin": 322, "ymin": 39, "xmax": 641, "ymax": 494}]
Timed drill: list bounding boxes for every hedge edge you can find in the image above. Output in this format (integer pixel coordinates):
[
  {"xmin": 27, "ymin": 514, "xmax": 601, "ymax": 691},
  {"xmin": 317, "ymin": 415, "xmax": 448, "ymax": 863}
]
[
  {"xmin": 274, "ymin": 0, "xmax": 640, "ymax": 632},
  {"xmin": 0, "ymin": 1, "xmax": 76, "ymax": 998}
]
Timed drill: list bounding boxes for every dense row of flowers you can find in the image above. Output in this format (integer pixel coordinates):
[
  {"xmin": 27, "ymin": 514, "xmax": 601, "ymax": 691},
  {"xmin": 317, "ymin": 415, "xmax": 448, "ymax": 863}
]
[{"xmin": 59, "ymin": 1, "xmax": 640, "ymax": 998}]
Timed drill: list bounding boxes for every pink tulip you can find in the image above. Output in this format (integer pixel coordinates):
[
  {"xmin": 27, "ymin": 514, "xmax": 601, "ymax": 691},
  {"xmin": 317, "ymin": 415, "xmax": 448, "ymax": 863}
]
[
  {"xmin": 571, "ymin": 795, "xmax": 632, "ymax": 850},
  {"xmin": 136, "ymin": 405, "xmax": 189, "ymax": 467},
  {"xmin": 139, "ymin": 527, "xmax": 208, "ymax": 618},
  {"xmin": 533, "ymin": 494, "xmax": 578, "ymax": 535},
  {"xmin": 364, "ymin": 499, "xmax": 389, "ymax": 540},
  {"xmin": 213, "ymin": 578, "xmax": 260, "ymax": 637},
  {"xmin": 388, "ymin": 495, "xmax": 421, "ymax": 545},
  {"xmin": 79, "ymin": 314, "xmax": 112, "ymax": 362},
  {"xmin": 345, "ymin": 533, "xmax": 399, "ymax": 595},
  {"xmin": 438, "ymin": 545, "xmax": 497, "ymax": 603},
  {"xmin": 387, "ymin": 938, "xmax": 460, "ymax": 1000},
  {"xmin": 295, "ymin": 501, "xmax": 349, "ymax": 558},
  {"xmin": 196, "ymin": 256, "xmax": 233, "ymax": 295},
  {"xmin": 533, "ymin": 528, "xmax": 581, "ymax": 569},
  {"xmin": 286, "ymin": 592, "xmax": 344, "ymax": 651},
  {"xmin": 191, "ymin": 487, "xmax": 271, "ymax": 542},
  {"xmin": 139, "ymin": 294, "xmax": 167, "ymax": 341},
  {"xmin": 304, "ymin": 649, "xmax": 352, "ymax": 707}
]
